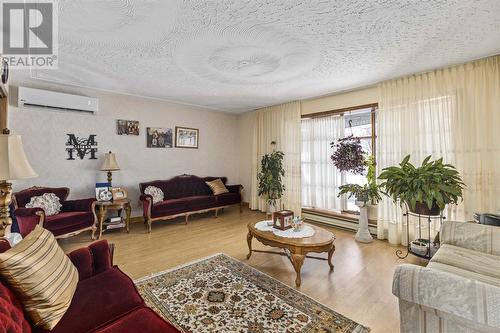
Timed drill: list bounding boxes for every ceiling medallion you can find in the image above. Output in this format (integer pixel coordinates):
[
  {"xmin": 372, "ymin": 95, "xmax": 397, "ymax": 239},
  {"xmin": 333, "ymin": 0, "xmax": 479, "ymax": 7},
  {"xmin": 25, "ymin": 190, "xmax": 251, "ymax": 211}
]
[{"xmin": 175, "ymin": 28, "xmax": 319, "ymax": 85}]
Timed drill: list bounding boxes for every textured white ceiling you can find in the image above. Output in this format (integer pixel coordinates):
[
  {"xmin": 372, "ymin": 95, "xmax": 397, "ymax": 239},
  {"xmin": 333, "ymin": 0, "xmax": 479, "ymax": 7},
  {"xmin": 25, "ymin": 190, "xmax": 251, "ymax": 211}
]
[{"xmin": 19, "ymin": 0, "xmax": 500, "ymax": 113}]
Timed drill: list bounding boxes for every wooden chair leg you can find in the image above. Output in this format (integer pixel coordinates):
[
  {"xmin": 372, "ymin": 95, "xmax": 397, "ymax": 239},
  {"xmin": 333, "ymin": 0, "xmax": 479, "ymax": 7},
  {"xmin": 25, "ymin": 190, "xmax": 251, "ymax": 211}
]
[
  {"xmin": 185, "ymin": 214, "xmax": 189, "ymax": 225},
  {"xmin": 215, "ymin": 209, "xmax": 218, "ymax": 218},
  {"xmin": 91, "ymin": 225, "xmax": 97, "ymax": 240},
  {"xmin": 147, "ymin": 218, "xmax": 152, "ymax": 233}
]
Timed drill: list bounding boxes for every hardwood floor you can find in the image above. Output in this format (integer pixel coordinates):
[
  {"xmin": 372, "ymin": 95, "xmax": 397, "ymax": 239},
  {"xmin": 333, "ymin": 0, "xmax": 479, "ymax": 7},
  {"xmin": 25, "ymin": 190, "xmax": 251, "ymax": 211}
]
[{"xmin": 59, "ymin": 207, "xmax": 423, "ymax": 333}]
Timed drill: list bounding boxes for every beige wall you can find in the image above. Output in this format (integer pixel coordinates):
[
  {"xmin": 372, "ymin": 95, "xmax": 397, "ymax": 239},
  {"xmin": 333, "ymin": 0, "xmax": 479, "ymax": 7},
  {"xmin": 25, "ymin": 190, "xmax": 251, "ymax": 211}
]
[
  {"xmin": 8, "ymin": 78, "xmax": 379, "ymax": 213},
  {"xmin": 237, "ymin": 85, "xmax": 380, "ymax": 204},
  {"xmin": 8, "ymin": 81, "xmax": 240, "ymax": 216}
]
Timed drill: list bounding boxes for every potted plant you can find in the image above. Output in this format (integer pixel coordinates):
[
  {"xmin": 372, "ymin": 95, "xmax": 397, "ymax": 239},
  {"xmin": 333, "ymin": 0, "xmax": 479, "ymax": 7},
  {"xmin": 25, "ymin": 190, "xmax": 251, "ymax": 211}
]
[
  {"xmin": 332, "ymin": 139, "xmax": 380, "ymax": 206},
  {"xmin": 337, "ymin": 177, "xmax": 381, "ymax": 243},
  {"xmin": 336, "ymin": 154, "xmax": 381, "ymax": 243},
  {"xmin": 257, "ymin": 144, "xmax": 285, "ymax": 215},
  {"xmin": 337, "ymin": 183, "xmax": 381, "ymax": 208},
  {"xmin": 378, "ymin": 155, "xmax": 465, "ymax": 215},
  {"xmin": 330, "ymin": 136, "xmax": 365, "ymax": 174}
]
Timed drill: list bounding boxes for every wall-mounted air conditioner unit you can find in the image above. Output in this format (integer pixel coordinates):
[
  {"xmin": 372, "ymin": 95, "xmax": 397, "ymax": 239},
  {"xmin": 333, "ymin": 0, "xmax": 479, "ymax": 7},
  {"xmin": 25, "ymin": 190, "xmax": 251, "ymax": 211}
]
[{"xmin": 18, "ymin": 87, "xmax": 98, "ymax": 114}]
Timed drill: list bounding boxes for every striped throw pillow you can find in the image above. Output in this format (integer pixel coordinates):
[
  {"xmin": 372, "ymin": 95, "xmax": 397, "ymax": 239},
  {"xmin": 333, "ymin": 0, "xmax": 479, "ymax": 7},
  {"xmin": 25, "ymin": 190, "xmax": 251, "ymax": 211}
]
[
  {"xmin": 206, "ymin": 179, "xmax": 229, "ymax": 195},
  {"xmin": 0, "ymin": 225, "xmax": 78, "ymax": 329}
]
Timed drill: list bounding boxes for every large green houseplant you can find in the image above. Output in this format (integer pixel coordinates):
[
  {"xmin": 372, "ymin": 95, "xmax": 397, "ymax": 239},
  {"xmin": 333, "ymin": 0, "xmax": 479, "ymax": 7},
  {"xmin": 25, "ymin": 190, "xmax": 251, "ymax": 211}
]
[
  {"xmin": 257, "ymin": 146, "xmax": 285, "ymax": 213},
  {"xmin": 378, "ymin": 155, "xmax": 465, "ymax": 215}
]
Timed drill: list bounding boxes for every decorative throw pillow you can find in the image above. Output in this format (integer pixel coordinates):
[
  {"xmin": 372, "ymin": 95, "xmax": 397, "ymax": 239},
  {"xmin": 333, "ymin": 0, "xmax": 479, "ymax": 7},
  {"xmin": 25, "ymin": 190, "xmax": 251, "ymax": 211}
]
[
  {"xmin": 206, "ymin": 179, "xmax": 229, "ymax": 195},
  {"xmin": 144, "ymin": 186, "xmax": 164, "ymax": 204},
  {"xmin": 0, "ymin": 225, "xmax": 79, "ymax": 330},
  {"xmin": 25, "ymin": 193, "xmax": 62, "ymax": 216}
]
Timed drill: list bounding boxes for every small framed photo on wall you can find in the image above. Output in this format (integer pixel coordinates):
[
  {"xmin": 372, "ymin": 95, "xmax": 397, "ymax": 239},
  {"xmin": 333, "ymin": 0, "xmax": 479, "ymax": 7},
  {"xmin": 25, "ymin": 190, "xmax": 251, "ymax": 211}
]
[
  {"xmin": 146, "ymin": 127, "xmax": 173, "ymax": 148},
  {"xmin": 175, "ymin": 126, "xmax": 199, "ymax": 149},
  {"xmin": 117, "ymin": 120, "xmax": 140, "ymax": 135}
]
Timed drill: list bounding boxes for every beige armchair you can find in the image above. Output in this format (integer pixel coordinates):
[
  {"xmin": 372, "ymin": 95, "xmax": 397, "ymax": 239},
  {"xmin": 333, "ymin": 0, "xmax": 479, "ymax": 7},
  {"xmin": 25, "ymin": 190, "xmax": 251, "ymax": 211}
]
[{"xmin": 393, "ymin": 221, "xmax": 500, "ymax": 333}]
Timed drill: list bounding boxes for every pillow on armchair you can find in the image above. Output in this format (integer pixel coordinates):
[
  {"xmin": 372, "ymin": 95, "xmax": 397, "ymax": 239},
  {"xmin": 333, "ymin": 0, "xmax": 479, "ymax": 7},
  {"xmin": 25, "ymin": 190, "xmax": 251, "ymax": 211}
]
[
  {"xmin": 0, "ymin": 225, "xmax": 78, "ymax": 329},
  {"xmin": 25, "ymin": 193, "xmax": 62, "ymax": 216},
  {"xmin": 144, "ymin": 186, "xmax": 164, "ymax": 204}
]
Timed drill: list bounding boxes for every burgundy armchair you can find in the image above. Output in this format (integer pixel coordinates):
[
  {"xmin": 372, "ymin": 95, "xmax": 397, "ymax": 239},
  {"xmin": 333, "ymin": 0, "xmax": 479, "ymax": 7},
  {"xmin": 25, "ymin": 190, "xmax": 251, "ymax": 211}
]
[
  {"xmin": 0, "ymin": 238, "xmax": 180, "ymax": 333},
  {"xmin": 13, "ymin": 186, "xmax": 97, "ymax": 240}
]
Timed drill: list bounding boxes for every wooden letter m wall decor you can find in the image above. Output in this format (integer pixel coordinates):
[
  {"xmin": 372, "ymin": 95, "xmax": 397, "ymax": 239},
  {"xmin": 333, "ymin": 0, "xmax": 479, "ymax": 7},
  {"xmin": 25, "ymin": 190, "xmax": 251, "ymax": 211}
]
[{"xmin": 66, "ymin": 134, "xmax": 98, "ymax": 160}]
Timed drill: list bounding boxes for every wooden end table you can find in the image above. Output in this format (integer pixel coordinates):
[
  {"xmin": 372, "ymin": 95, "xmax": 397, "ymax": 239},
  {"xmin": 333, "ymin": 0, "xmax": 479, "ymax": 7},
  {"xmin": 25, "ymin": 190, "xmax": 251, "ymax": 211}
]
[
  {"xmin": 246, "ymin": 221, "xmax": 335, "ymax": 287},
  {"xmin": 95, "ymin": 199, "xmax": 131, "ymax": 239}
]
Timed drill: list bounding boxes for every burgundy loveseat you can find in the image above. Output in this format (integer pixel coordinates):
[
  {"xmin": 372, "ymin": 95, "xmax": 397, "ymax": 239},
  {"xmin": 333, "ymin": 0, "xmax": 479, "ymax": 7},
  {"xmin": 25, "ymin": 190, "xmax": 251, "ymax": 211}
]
[
  {"xmin": 139, "ymin": 175, "xmax": 243, "ymax": 232},
  {"xmin": 0, "ymin": 238, "xmax": 180, "ymax": 333},
  {"xmin": 13, "ymin": 187, "xmax": 97, "ymax": 240}
]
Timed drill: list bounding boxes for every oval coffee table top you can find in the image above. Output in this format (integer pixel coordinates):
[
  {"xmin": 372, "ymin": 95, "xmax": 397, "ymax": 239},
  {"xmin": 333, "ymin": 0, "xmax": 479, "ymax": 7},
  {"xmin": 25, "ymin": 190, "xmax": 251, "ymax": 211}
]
[{"xmin": 248, "ymin": 220, "xmax": 335, "ymax": 248}]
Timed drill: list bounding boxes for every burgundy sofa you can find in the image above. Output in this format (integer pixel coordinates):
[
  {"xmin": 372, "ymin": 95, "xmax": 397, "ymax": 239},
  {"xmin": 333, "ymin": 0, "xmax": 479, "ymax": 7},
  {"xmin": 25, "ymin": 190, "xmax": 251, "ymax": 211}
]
[
  {"xmin": 0, "ymin": 238, "xmax": 180, "ymax": 333},
  {"xmin": 13, "ymin": 187, "xmax": 97, "ymax": 240},
  {"xmin": 139, "ymin": 175, "xmax": 243, "ymax": 232}
]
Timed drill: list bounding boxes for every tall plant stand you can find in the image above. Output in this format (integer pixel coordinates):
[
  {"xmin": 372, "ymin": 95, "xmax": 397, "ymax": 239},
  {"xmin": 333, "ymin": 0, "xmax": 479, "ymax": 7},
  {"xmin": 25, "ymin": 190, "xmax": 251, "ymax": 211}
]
[
  {"xmin": 396, "ymin": 207, "xmax": 444, "ymax": 260},
  {"xmin": 355, "ymin": 202, "xmax": 373, "ymax": 243}
]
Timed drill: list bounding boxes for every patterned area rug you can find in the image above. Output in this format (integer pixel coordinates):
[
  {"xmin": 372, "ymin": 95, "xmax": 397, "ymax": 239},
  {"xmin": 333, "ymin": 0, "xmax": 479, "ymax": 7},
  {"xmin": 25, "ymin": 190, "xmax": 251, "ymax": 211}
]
[{"xmin": 135, "ymin": 254, "xmax": 369, "ymax": 333}]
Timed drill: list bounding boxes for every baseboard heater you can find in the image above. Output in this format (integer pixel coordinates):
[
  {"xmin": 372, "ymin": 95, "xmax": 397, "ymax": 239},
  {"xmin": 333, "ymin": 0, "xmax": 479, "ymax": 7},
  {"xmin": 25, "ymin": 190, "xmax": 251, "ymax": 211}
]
[{"xmin": 302, "ymin": 209, "xmax": 377, "ymax": 236}]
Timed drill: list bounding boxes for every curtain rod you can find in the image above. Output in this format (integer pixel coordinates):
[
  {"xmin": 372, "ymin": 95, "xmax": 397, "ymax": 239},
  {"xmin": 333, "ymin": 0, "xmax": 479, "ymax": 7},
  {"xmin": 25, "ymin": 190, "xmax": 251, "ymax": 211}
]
[{"xmin": 301, "ymin": 103, "xmax": 378, "ymax": 119}]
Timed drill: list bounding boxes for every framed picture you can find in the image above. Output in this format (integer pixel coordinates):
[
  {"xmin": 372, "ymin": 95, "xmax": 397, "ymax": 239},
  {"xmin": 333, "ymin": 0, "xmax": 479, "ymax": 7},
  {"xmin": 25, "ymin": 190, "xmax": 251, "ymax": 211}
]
[
  {"xmin": 117, "ymin": 120, "xmax": 140, "ymax": 135},
  {"xmin": 146, "ymin": 127, "xmax": 172, "ymax": 148},
  {"xmin": 175, "ymin": 126, "xmax": 199, "ymax": 149},
  {"xmin": 111, "ymin": 187, "xmax": 128, "ymax": 201},
  {"xmin": 95, "ymin": 182, "xmax": 112, "ymax": 202}
]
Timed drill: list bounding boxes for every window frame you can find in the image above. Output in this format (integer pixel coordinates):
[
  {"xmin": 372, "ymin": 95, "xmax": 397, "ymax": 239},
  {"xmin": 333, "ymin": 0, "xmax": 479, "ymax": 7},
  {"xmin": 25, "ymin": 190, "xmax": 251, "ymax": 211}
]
[{"xmin": 301, "ymin": 103, "xmax": 378, "ymax": 215}]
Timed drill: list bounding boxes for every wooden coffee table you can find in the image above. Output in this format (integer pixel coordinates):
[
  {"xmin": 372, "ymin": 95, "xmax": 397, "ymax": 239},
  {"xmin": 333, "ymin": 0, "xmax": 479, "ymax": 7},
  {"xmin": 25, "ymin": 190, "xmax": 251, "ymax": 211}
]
[{"xmin": 246, "ymin": 220, "xmax": 335, "ymax": 287}]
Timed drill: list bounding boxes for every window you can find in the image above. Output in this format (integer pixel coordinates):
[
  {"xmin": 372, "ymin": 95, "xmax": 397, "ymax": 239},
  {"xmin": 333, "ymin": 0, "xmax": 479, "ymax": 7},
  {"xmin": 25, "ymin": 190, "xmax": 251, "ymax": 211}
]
[{"xmin": 301, "ymin": 105, "xmax": 377, "ymax": 213}]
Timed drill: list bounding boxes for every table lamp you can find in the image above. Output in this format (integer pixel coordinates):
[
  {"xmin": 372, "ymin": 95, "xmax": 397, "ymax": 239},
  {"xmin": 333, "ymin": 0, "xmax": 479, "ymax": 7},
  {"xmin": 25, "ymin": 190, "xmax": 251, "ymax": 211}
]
[
  {"xmin": 0, "ymin": 132, "xmax": 38, "ymax": 237},
  {"xmin": 100, "ymin": 151, "xmax": 120, "ymax": 186}
]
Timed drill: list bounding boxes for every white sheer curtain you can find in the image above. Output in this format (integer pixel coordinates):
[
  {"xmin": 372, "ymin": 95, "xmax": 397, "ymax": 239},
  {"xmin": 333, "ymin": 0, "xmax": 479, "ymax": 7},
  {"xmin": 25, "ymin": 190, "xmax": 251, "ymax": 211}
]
[
  {"xmin": 377, "ymin": 55, "xmax": 500, "ymax": 245},
  {"xmin": 301, "ymin": 115, "xmax": 343, "ymax": 210},
  {"xmin": 250, "ymin": 101, "xmax": 302, "ymax": 215}
]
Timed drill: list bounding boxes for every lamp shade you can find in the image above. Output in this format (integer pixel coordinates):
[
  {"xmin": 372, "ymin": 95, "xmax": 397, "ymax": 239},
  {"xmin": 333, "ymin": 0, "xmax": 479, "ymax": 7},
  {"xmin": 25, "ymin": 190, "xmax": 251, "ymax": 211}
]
[
  {"xmin": 0, "ymin": 134, "xmax": 37, "ymax": 180},
  {"xmin": 100, "ymin": 151, "xmax": 120, "ymax": 171}
]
